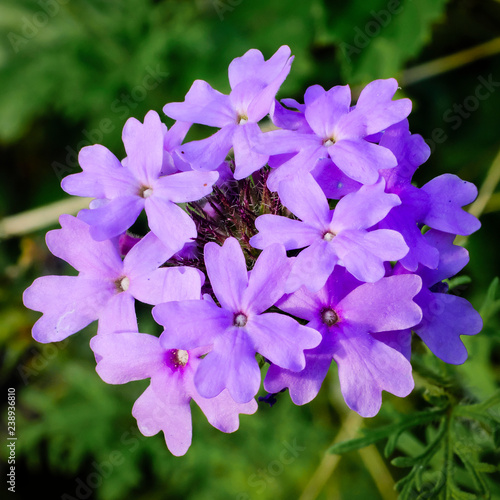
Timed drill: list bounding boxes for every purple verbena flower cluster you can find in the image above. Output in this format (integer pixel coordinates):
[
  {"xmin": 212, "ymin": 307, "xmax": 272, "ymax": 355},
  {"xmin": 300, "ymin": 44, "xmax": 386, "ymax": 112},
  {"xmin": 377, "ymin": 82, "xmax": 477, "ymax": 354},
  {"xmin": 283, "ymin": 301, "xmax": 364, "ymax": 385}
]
[{"xmin": 23, "ymin": 46, "xmax": 483, "ymax": 456}]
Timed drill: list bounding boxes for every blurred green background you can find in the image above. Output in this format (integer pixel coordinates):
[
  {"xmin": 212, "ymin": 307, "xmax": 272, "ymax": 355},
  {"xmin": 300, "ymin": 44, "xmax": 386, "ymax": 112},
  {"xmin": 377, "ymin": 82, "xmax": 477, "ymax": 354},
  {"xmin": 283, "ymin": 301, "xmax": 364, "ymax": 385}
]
[{"xmin": 1, "ymin": 0, "xmax": 499, "ymax": 499}]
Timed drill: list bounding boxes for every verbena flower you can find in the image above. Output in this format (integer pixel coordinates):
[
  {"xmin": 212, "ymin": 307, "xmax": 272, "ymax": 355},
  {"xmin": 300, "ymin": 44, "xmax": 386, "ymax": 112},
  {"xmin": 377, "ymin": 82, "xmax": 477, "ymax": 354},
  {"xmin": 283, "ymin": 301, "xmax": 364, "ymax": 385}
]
[
  {"xmin": 154, "ymin": 237, "xmax": 322, "ymax": 403},
  {"xmin": 264, "ymin": 268, "xmax": 423, "ymax": 417},
  {"xmin": 62, "ymin": 110, "xmax": 218, "ymax": 253},
  {"xmin": 23, "ymin": 215, "xmax": 201, "ymax": 342},
  {"xmin": 91, "ymin": 331, "xmax": 256, "ymax": 456},
  {"xmin": 163, "ymin": 46, "xmax": 293, "ymax": 179}
]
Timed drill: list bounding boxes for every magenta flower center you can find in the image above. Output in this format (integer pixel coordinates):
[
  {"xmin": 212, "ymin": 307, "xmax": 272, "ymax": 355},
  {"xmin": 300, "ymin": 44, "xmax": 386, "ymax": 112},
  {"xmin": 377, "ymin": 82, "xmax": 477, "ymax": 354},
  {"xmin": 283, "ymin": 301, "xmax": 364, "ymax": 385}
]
[
  {"xmin": 234, "ymin": 312, "xmax": 248, "ymax": 327},
  {"xmin": 321, "ymin": 308, "xmax": 338, "ymax": 327}
]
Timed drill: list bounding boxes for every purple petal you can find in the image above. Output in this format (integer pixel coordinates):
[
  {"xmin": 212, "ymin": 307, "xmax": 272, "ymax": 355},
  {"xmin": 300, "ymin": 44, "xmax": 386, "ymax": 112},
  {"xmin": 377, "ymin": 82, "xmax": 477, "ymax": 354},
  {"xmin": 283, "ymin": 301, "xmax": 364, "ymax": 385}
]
[
  {"xmin": 421, "ymin": 174, "xmax": 481, "ymax": 235},
  {"xmin": 337, "ymin": 274, "xmax": 422, "ymax": 332},
  {"xmin": 91, "ymin": 332, "xmax": 165, "ymax": 384},
  {"xmin": 331, "ymin": 178, "xmax": 401, "ymax": 232},
  {"xmin": 271, "ymin": 99, "xmax": 310, "ymax": 132},
  {"xmin": 286, "ymin": 240, "xmax": 338, "ymax": 293},
  {"xmin": 163, "ymin": 80, "xmax": 235, "ymax": 128},
  {"xmin": 122, "ymin": 111, "xmax": 164, "ymax": 185},
  {"xmin": 371, "ymin": 330, "xmax": 412, "ymax": 361},
  {"xmin": 78, "ymin": 196, "xmax": 144, "ymax": 241},
  {"xmin": 264, "ymin": 349, "xmax": 332, "ymax": 405},
  {"xmin": 194, "ymin": 328, "xmax": 261, "ymax": 403},
  {"xmin": 164, "ymin": 120, "xmax": 192, "ymax": 151},
  {"xmin": 228, "ymin": 45, "xmax": 291, "ymax": 89},
  {"xmin": 97, "ymin": 292, "xmax": 138, "ymax": 334},
  {"xmin": 250, "ymin": 215, "xmax": 320, "ymax": 251},
  {"xmin": 328, "ymin": 139, "xmax": 397, "ymax": 185},
  {"xmin": 145, "ymin": 196, "xmax": 196, "ymax": 254},
  {"xmin": 333, "ymin": 326, "xmax": 414, "ymax": 417},
  {"xmin": 46, "ymin": 214, "xmax": 122, "ymax": 277},
  {"xmin": 229, "ymin": 79, "xmax": 266, "ymax": 118},
  {"xmin": 304, "ymin": 85, "xmax": 351, "ymax": 139},
  {"xmin": 153, "ymin": 170, "xmax": 218, "ymax": 203},
  {"xmin": 178, "ymin": 126, "xmax": 234, "ymax": 171},
  {"xmin": 232, "ymin": 122, "xmax": 269, "ymax": 179},
  {"xmin": 253, "ymin": 129, "xmax": 321, "ymax": 156},
  {"xmin": 310, "ymin": 158, "xmax": 362, "ymax": 199},
  {"xmin": 23, "ymin": 276, "xmax": 114, "ymax": 343},
  {"xmin": 246, "ymin": 313, "xmax": 322, "ymax": 372},
  {"xmin": 415, "ymin": 290, "xmax": 482, "ymax": 364},
  {"xmin": 275, "ymin": 285, "xmax": 329, "ymax": 323},
  {"xmin": 278, "ymin": 173, "xmax": 331, "ymax": 229},
  {"xmin": 132, "ymin": 385, "xmax": 192, "ymax": 456},
  {"xmin": 241, "ymin": 243, "xmax": 291, "ymax": 314},
  {"xmin": 204, "ymin": 237, "xmax": 248, "ymax": 312},
  {"xmin": 155, "ymin": 299, "xmax": 232, "ymax": 350},
  {"xmin": 131, "ymin": 267, "xmax": 202, "ymax": 305},
  {"xmin": 192, "ymin": 389, "xmax": 258, "ymax": 433}
]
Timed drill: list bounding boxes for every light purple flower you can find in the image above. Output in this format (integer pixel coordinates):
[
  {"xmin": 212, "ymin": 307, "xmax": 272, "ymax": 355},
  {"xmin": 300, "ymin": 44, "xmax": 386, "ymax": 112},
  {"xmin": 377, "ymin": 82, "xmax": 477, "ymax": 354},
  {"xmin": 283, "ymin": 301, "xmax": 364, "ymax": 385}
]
[
  {"xmin": 62, "ymin": 110, "xmax": 218, "ymax": 254},
  {"xmin": 250, "ymin": 173, "xmax": 408, "ymax": 290},
  {"xmin": 264, "ymin": 268, "xmax": 422, "ymax": 417},
  {"xmin": 394, "ymin": 230, "xmax": 483, "ymax": 364},
  {"xmin": 23, "ymin": 215, "xmax": 202, "ymax": 342},
  {"xmin": 153, "ymin": 237, "xmax": 322, "ymax": 404},
  {"xmin": 163, "ymin": 46, "xmax": 293, "ymax": 179},
  {"xmin": 255, "ymin": 79, "xmax": 412, "ymax": 191},
  {"xmin": 90, "ymin": 332, "xmax": 257, "ymax": 456}
]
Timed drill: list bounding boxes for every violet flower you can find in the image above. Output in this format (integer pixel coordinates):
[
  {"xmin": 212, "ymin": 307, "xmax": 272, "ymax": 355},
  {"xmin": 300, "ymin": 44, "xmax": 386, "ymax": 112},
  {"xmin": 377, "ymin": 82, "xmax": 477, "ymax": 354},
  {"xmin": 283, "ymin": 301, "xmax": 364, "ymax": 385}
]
[
  {"xmin": 91, "ymin": 332, "xmax": 257, "ymax": 456},
  {"xmin": 264, "ymin": 268, "xmax": 423, "ymax": 417},
  {"xmin": 23, "ymin": 215, "xmax": 202, "ymax": 342},
  {"xmin": 250, "ymin": 173, "xmax": 408, "ymax": 290},
  {"xmin": 163, "ymin": 46, "xmax": 293, "ymax": 179},
  {"xmin": 62, "ymin": 110, "xmax": 218, "ymax": 254},
  {"xmin": 153, "ymin": 237, "xmax": 322, "ymax": 404}
]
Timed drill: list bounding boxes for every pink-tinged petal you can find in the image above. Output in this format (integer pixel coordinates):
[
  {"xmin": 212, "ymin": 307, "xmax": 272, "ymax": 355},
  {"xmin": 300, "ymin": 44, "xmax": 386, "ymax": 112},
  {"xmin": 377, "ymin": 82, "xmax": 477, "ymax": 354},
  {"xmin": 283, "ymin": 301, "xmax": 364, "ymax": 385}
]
[
  {"xmin": 122, "ymin": 111, "xmax": 164, "ymax": 185},
  {"xmin": 333, "ymin": 327, "xmax": 414, "ymax": 417},
  {"xmin": 163, "ymin": 80, "xmax": 235, "ymax": 128},
  {"xmin": 155, "ymin": 299, "xmax": 232, "ymax": 350},
  {"xmin": 415, "ymin": 290, "xmax": 482, "ymax": 365},
  {"xmin": 421, "ymin": 174, "xmax": 481, "ymax": 235},
  {"xmin": 250, "ymin": 215, "xmax": 320, "ymax": 251},
  {"xmin": 91, "ymin": 333, "xmax": 165, "ymax": 384},
  {"xmin": 253, "ymin": 129, "xmax": 321, "ymax": 155},
  {"xmin": 331, "ymin": 178, "xmax": 401, "ymax": 232},
  {"xmin": 304, "ymin": 85, "xmax": 351, "ymax": 139},
  {"xmin": 164, "ymin": 120, "xmax": 192, "ymax": 151},
  {"xmin": 286, "ymin": 240, "xmax": 338, "ymax": 293},
  {"xmin": 194, "ymin": 328, "xmax": 261, "ymax": 403},
  {"xmin": 131, "ymin": 267, "xmax": 202, "ymax": 305},
  {"xmin": 204, "ymin": 237, "xmax": 248, "ymax": 312},
  {"xmin": 246, "ymin": 313, "xmax": 322, "ymax": 372},
  {"xmin": 338, "ymin": 274, "xmax": 422, "ymax": 333},
  {"xmin": 233, "ymin": 123, "xmax": 269, "ymax": 179},
  {"xmin": 153, "ymin": 170, "xmax": 218, "ymax": 203},
  {"xmin": 332, "ymin": 229, "xmax": 408, "ymax": 283},
  {"xmin": 145, "ymin": 197, "xmax": 196, "ymax": 254},
  {"xmin": 132, "ymin": 385, "xmax": 192, "ymax": 456},
  {"xmin": 46, "ymin": 214, "xmax": 122, "ymax": 277},
  {"xmin": 328, "ymin": 139, "xmax": 397, "ymax": 185},
  {"xmin": 228, "ymin": 45, "xmax": 291, "ymax": 88},
  {"xmin": 97, "ymin": 292, "xmax": 138, "ymax": 334},
  {"xmin": 264, "ymin": 350, "xmax": 332, "ymax": 405},
  {"xmin": 78, "ymin": 196, "xmax": 144, "ymax": 241},
  {"xmin": 123, "ymin": 231, "xmax": 172, "ymax": 280},
  {"xmin": 337, "ymin": 79, "xmax": 412, "ymax": 138},
  {"xmin": 178, "ymin": 126, "xmax": 235, "ymax": 171},
  {"xmin": 278, "ymin": 173, "xmax": 331, "ymax": 229},
  {"xmin": 241, "ymin": 243, "xmax": 291, "ymax": 314},
  {"xmin": 192, "ymin": 389, "xmax": 258, "ymax": 433},
  {"xmin": 23, "ymin": 276, "xmax": 114, "ymax": 343}
]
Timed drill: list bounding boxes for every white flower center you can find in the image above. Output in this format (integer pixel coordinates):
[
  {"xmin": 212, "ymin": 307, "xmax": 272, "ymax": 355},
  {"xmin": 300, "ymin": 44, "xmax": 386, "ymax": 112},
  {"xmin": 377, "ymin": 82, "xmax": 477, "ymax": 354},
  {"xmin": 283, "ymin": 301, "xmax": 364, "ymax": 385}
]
[
  {"xmin": 142, "ymin": 188, "xmax": 153, "ymax": 198},
  {"xmin": 238, "ymin": 115, "xmax": 248, "ymax": 125},
  {"xmin": 324, "ymin": 138, "xmax": 335, "ymax": 147},
  {"xmin": 234, "ymin": 313, "xmax": 248, "ymax": 327},
  {"xmin": 175, "ymin": 349, "xmax": 189, "ymax": 366},
  {"xmin": 119, "ymin": 276, "xmax": 130, "ymax": 291},
  {"xmin": 323, "ymin": 231, "xmax": 335, "ymax": 242},
  {"xmin": 321, "ymin": 308, "xmax": 338, "ymax": 327}
]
